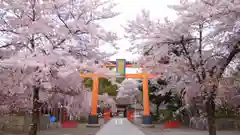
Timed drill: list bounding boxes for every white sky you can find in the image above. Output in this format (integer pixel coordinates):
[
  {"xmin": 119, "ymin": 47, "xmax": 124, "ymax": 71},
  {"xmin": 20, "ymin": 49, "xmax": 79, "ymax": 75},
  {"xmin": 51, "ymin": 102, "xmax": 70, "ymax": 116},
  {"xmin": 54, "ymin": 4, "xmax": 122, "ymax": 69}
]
[
  {"xmin": 111, "ymin": 67, "xmax": 142, "ymax": 74},
  {"xmin": 100, "ymin": 0, "xmax": 179, "ymax": 61}
]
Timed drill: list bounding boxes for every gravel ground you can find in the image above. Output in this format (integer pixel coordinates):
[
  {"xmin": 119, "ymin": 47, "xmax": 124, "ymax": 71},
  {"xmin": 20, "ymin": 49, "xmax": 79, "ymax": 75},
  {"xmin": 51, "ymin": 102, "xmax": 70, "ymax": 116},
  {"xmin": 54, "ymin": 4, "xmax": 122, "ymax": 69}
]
[
  {"xmin": 132, "ymin": 117, "xmax": 240, "ymax": 135},
  {"xmin": 138, "ymin": 127, "xmax": 240, "ymax": 135},
  {"xmin": 0, "ymin": 118, "xmax": 105, "ymax": 135}
]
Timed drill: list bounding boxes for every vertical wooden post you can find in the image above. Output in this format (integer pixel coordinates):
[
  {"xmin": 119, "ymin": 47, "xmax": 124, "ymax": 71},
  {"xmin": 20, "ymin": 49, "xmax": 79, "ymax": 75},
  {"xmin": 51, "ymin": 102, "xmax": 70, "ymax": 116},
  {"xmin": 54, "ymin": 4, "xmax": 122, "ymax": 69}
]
[
  {"xmin": 80, "ymin": 73, "xmax": 100, "ymax": 126},
  {"xmin": 142, "ymin": 72, "xmax": 150, "ymax": 116},
  {"xmin": 91, "ymin": 74, "xmax": 99, "ymax": 115}
]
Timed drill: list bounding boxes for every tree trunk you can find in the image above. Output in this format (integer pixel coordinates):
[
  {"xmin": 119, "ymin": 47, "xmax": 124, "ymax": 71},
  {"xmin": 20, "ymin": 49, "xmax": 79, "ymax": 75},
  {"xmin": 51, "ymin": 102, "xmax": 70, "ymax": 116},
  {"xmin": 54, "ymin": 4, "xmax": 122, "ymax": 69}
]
[
  {"xmin": 29, "ymin": 86, "xmax": 40, "ymax": 135},
  {"xmin": 206, "ymin": 95, "xmax": 216, "ymax": 135},
  {"xmin": 155, "ymin": 104, "xmax": 160, "ymax": 120}
]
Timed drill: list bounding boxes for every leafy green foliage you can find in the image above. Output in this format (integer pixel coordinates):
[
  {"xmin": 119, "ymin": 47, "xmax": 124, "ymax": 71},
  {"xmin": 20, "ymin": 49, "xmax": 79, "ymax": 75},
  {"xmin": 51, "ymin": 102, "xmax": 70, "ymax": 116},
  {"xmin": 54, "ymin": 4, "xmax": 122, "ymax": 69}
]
[
  {"xmin": 83, "ymin": 78, "xmax": 124, "ymax": 96},
  {"xmin": 164, "ymin": 94, "xmax": 182, "ymax": 121},
  {"xmin": 166, "ymin": 94, "xmax": 182, "ymax": 112},
  {"xmin": 138, "ymin": 79, "xmax": 174, "ymax": 105},
  {"xmin": 102, "ymin": 85, "xmax": 118, "ymax": 96},
  {"xmin": 138, "ymin": 79, "xmax": 169, "ymax": 104},
  {"xmin": 138, "ymin": 79, "xmax": 182, "ymax": 121}
]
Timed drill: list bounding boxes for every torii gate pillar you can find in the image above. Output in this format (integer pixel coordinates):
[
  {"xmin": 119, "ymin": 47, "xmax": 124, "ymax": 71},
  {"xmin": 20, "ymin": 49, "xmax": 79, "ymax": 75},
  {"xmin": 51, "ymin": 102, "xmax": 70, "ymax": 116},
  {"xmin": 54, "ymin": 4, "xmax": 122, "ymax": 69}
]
[{"xmin": 80, "ymin": 73, "xmax": 101, "ymax": 127}]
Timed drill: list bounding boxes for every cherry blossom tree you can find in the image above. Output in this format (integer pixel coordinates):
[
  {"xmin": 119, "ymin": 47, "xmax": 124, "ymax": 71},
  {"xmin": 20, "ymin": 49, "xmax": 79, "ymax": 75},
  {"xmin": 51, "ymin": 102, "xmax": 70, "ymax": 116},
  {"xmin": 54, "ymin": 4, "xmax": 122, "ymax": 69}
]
[
  {"xmin": 226, "ymin": 63, "xmax": 240, "ymax": 106},
  {"xmin": 99, "ymin": 93, "xmax": 117, "ymax": 112},
  {"xmin": 125, "ymin": 0, "xmax": 240, "ymax": 134},
  {"xmin": 116, "ymin": 79, "xmax": 141, "ymax": 105},
  {"xmin": 0, "ymin": 0, "xmax": 119, "ymax": 134}
]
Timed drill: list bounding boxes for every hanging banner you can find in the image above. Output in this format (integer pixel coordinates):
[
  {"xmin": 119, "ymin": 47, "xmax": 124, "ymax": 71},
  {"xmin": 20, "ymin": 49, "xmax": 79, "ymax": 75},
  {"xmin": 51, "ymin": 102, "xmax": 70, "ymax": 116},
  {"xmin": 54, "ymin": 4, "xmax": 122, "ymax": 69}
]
[{"xmin": 116, "ymin": 59, "xmax": 126, "ymax": 76}]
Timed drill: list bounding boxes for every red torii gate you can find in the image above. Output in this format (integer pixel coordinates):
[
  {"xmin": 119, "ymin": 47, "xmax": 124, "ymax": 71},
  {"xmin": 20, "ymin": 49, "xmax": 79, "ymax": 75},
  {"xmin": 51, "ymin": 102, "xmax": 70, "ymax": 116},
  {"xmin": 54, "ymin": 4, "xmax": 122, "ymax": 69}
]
[{"xmin": 80, "ymin": 59, "xmax": 156, "ymax": 127}]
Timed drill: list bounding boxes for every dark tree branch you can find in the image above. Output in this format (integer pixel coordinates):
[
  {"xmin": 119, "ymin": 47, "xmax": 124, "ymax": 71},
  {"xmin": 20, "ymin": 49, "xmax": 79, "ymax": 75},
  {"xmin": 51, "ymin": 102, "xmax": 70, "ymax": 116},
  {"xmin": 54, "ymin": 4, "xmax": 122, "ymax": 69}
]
[
  {"xmin": 216, "ymin": 44, "xmax": 240, "ymax": 78},
  {"xmin": 0, "ymin": 29, "xmax": 20, "ymax": 34},
  {"xmin": 180, "ymin": 36, "xmax": 202, "ymax": 82},
  {"xmin": 198, "ymin": 24, "xmax": 206, "ymax": 80},
  {"xmin": 30, "ymin": 0, "xmax": 36, "ymax": 21}
]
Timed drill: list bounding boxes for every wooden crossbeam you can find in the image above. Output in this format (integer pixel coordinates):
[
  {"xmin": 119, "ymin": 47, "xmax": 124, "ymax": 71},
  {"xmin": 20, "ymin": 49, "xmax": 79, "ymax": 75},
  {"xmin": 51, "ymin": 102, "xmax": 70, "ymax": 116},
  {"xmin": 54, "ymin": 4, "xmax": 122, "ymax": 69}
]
[
  {"xmin": 125, "ymin": 73, "xmax": 155, "ymax": 79},
  {"xmin": 80, "ymin": 73, "xmax": 105, "ymax": 79},
  {"xmin": 80, "ymin": 73, "xmax": 156, "ymax": 79},
  {"xmin": 105, "ymin": 64, "xmax": 139, "ymax": 68}
]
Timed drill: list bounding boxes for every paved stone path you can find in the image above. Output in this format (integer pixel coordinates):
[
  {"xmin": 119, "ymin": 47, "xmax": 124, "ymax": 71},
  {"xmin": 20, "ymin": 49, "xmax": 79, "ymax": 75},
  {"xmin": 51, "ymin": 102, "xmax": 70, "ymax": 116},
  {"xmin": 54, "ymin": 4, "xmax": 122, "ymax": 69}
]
[{"xmin": 96, "ymin": 118, "xmax": 145, "ymax": 135}]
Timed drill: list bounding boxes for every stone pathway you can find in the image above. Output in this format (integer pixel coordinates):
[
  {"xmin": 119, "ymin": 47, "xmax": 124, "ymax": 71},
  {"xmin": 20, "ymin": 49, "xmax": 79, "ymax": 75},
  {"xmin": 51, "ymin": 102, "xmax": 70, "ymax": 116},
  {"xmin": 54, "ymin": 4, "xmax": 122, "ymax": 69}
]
[{"xmin": 96, "ymin": 118, "xmax": 145, "ymax": 135}]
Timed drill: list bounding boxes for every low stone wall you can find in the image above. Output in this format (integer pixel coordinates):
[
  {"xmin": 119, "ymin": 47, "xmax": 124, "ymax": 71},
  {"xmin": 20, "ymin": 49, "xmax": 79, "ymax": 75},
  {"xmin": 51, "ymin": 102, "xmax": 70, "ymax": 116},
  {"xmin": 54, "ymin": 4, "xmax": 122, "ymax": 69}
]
[
  {"xmin": 0, "ymin": 114, "xmax": 53, "ymax": 133},
  {"xmin": 189, "ymin": 117, "xmax": 208, "ymax": 130},
  {"xmin": 189, "ymin": 117, "xmax": 240, "ymax": 130},
  {"xmin": 0, "ymin": 115, "xmax": 25, "ymax": 133},
  {"xmin": 215, "ymin": 118, "xmax": 240, "ymax": 130}
]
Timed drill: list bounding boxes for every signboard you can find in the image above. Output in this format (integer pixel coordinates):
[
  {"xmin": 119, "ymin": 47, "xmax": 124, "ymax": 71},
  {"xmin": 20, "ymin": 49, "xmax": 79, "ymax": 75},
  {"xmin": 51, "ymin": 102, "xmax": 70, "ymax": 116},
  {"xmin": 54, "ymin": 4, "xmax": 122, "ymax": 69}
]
[
  {"xmin": 116, "ymin": 59, "xmax": 126, "ymax": 76},
  {"xmin": 50, "ymin": 116, "xmax": 56, "ymax": 123}
]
